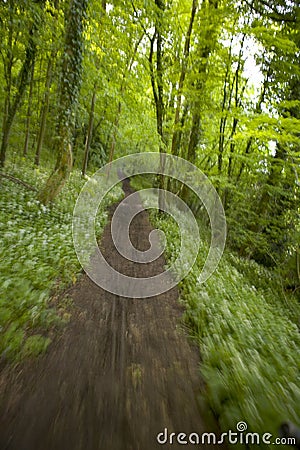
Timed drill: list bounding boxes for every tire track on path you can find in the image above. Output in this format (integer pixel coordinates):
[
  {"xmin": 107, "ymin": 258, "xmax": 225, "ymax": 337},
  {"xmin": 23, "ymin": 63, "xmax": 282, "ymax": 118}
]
[{"xmin": 0, "ymin": 178, "xmax": 224, "ymax": 450}]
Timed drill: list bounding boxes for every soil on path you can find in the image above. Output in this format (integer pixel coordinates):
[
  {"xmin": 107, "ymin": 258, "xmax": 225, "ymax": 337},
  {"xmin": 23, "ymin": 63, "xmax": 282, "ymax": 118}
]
[{"xmin": 0, "ymin": 179, "xmax": 223, "ymax": 450}]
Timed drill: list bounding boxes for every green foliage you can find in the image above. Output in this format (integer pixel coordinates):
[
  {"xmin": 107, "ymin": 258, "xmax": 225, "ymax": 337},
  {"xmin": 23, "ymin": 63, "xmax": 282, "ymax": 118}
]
[
  {"xmin": 0, "ymin": 0, "xmax": 299, "ymax": 435},
  {"xmin": 151, "ymin": 210, "xmax": 300, "ymax": 448},
  {"xmin": 22, "ymin": 334, "xmax": 51, "ymax": 358},
  {"xmin": 0, "ymin": 160, "xmax": 122, "ymax": 361}
]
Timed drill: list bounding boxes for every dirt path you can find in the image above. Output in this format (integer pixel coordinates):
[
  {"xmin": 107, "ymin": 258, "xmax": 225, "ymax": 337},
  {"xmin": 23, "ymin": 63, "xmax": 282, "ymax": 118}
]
[{"xmin": 0, "ymin": 180, "xmax": 223, "ymax": 450}]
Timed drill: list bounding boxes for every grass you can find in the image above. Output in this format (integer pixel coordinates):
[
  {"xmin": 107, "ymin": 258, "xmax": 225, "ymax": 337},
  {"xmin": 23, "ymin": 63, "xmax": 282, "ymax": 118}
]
[
  {"xmin": 128, "ymin": 175, "xmax": 300, "ymax": 449},
  {"xmin": 152, "ymin": 210, "xmax": 300, "ymax": 448},
  {"xmin": 0, "ymin": 159, "xmax": 123, "ymax": 361}
]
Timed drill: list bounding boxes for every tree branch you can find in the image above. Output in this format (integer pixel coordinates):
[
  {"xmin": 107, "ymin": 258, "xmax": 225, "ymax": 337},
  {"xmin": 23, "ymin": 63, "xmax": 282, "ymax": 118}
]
[
  {"xmin": 0, "ymin": 172, "xmax": 37, "ymax": 192},
  {"xmin": 244, "ymin": 0, "xmax": 297, "ymax": 23}
]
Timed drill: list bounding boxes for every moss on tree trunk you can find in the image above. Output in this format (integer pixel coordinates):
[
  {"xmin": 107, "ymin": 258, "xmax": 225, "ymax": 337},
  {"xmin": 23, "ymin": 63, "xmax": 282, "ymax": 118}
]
[{"xmin": 38, "ymin": 0, "xmax": 88, "ymax": 204}]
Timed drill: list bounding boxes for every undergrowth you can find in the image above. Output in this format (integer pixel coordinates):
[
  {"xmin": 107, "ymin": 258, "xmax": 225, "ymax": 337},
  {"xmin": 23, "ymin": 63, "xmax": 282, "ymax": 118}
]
[
  {"xmin": 0, "ymin": 160, "xmax": 122, "ymax": 361},
  {"xmin": 147, "ymin": 200, "xmax": 300, "ymax": 449}
]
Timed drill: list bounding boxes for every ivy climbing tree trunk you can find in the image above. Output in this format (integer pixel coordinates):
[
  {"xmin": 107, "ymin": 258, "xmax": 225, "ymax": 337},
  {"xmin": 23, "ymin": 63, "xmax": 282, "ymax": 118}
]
[{"xmin": 39, "ymin": 0, "xmax": 88, "ymax": 204}]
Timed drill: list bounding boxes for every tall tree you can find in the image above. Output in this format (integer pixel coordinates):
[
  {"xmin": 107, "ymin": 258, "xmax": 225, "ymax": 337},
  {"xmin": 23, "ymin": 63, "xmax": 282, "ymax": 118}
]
[
  {"xmin": 82, "ymin": 85, "xmax": 96, "ymax": 176},
  {"xmin": 171, "ymin": 0, "xmax": 198, "ymax": 157},
  {"xmin": 186, "ymin": 0, "xmax": 221, "ymax": 163},
  {"xmin": 39, "ymin": 0, "xmax": 88, "ymax": 203},
  {"xmin": 149, "ymin": 0, "xmax": 167, "ymax": 210},
  {"xmin": 35, "ymin": 0, "xmax": 60, "ymax": 166},
  {"xmin": 23, "ymin": 61, "xmax": 35, "ymax": 157},
  {"xmin": 0, "ymin": 0, "xmax": 45, "ymax": 167}
]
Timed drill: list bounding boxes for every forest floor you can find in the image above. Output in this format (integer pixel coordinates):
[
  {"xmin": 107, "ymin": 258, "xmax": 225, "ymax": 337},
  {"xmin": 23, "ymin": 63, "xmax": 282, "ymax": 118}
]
[{"xmin": 0, "ymin": 179, "xmax": 224, "ymax": 450}]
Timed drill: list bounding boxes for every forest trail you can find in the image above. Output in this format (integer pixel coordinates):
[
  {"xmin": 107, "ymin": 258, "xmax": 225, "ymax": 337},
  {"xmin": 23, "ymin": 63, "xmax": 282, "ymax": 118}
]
[{"xmin": 0, "ymin": 179, "xmax": 223, "ymax": 450}]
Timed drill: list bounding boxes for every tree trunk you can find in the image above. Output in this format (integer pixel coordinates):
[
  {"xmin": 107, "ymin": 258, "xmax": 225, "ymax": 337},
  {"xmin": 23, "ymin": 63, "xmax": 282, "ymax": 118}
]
[
  {"xmin": 1, "ymin": 51, "xmax": 35, "ymax": 166},
  {"xmin": 236, "ymin": 65, "xmax": 271, "ymax": 182},
  {"xmin": 171, "ymin": 0, "xmax": 197, "ymax": 157},
  {"xmin": 0, "ymin": 3, "xmax": 44, "ymax": 167},
  {"xmin": 108, "ymin": 32, "xmax": 143, "ymax": 165},
  {"xmin": 186, "ymin": 0, "xmax": 220, "ymax": 164},
  {"xmin": 149, "ymin": 0, "xmax": 166, "ymax": 211},
  {"xmin": 108, "ymin": 100, "xmax": 121, "ymax": 165},
  {"xmin": 23, "ymin": 61, "xmax": 35, "ymax": 157},
  {"xmin": 35, "ymin": 54, "xmax": 55, "ymax": 166},
  {"xmin": 2, "ymin": 1, "xmax": 14, "ymax": 163},
  {"xmin": 39, "ymin": 0, "xmax": 88, "ymax": 204},
  {"xmin": 82, "ymin": 88, "xmax": 96, "ymax": 176}
]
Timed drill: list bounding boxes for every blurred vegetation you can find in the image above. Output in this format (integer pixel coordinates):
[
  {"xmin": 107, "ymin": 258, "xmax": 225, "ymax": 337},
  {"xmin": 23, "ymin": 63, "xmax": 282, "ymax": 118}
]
[
  {"xmin": 0, "ymin": 157, "xmax": 122, "ymax": 361},
  {"xmin": 0, "ymin": 0, "xmax": 299, "ymax": 444},
  {"xmin": 147, "ymin": 200, "xmax": 300, "ymax": 449}
]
